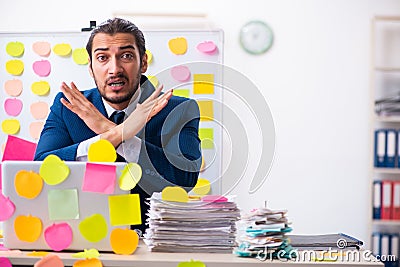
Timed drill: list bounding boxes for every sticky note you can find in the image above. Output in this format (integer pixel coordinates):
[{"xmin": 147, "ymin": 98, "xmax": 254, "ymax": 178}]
[
  {"xmin": 6, "ymin": 41, "xmax": 24, "ymax": 57},
  {"xmin": 48, "ymin": 189, "xmax": 79, "ymax": 220},
  {"xmin": 118, "ymin": 163, "xmax": 142, "ymax": 191},
  {"xmin": 201, "ymin": 195, "xmax": 227, "ymax": 202},
  {"xmin": 79, "ymin": 214, "xmax": 108, "ymax": 242},
  {"xmin": 197, "ymin": 41, "xmax": 217, "ymax": 54},
  {"xmin": 44, "ymin": 223, "xmax": 73, "ymax": 251},
  {"xmin": 146, "ymin": 50, "xmax": 153, "ymax": 64},
  {"xmin": 72, "ymin": 258, "xmax": 103, "ymax": 267},
  {"xmin": 27, "ymin": 251, "xmax": 50, "ymax": 256},
  {"xmin": 4, "ymin": 79, "xmax": 23, "ymax": 96},
  {"xmin": 73, "ymin": 48, "xmax": 89, "ymax": 65},
  {"xmin": 1, "ymin": 119, "xmax": 20, "ymax": 135},
  {"xmin": 29, "ymin": 121, "xmax": 44, "ymax": 139},
  {"xmin": 171, "ymin": 65, "xmax": 191, "ymax": 82},
  {"xmin": 200, "ymin": 156, "xmax": 205, "ymax": 172},
  {"xmin": 40, "ymin": 154, "xmax": 70, "ymax": 185},
  {"xmin": 197, "ymin": 100, "xmax": 214, "ymax": 121},
  {"xmin": 4, "ymin": 98, "xmax": 23, "ymax": 116},
  {"xmin": 2, "ymin": 135, "xmax": 37, "ymax": 161},
  {"xmin": 193, "ymin": 74, "xmax": 214, "ymax": 94},
  {"xmin": 5, "ymin": 60, "xmax": 24, "ymax": 76},
  {"xmin": 88, "ymin": 139, "xmax": 117, "ymax": 162},
  {"xmin": 32, "ymin": 41, "xmax": 51, "ymax": 57},
  {"xmin": 33, "ymin": 254, "xmax": 64, "ymax": 267},
  {"xmin": 14, "ymin": 170, "xmax": 43, "ymax": 199},
  {"xmin": 53, "ymin": 43, "xmax": 72, "ymax": 56},
  {"xmin": 108, "ymin": 194, "xmax": 141, "ymax": 226},
  {"xmin": 168, "ymin": 37, "xmax": 188, "ymax": 55},
  {"xmin": 177, "ymin": 259, "xmax": 206, "ymax": 267},
  {"xmin": 192, "ymin": 178, "xmax": 211, "ymax": 196},
  {"xmin": 0, "ymin": 257, "xmax": 12, "ymax": 267},
  {"xmin": 31, "ymin": 81, "xmax": 50, "ymax": 96},
  {"xmin": 198, "ymin": 128, "xmax": 214, "ymax": 149},
  {"xmin": 110, "ymin": 228, "xmax": 139, "ymax": 255},
  {"xmin": 161, "ymin": 186, "xmax": 188, "ymax": 203},
  {"xmin": 30, "ymin": 101, "xmax": 49, "ymax": 119},
  {"xmin": 14, "ymin": 215, "xmax": 42, "ymax": 242},
  {"xmin": 0, "ymin": 192, "xmax": 15, "ymax": 221},
  {"xmin": 72, "ymin": 248, "xmax": 100, "ymax": 259},
  {"xmin": 173, "ymin": 89, "xmax": 190, "ymax": 98},
  {"xmin": 83, "ymin": 163, "xmax": 116, "ymax": 194},
  {"xmin": 147, "ymin": 75, "xmax": 159, "ymax": 88},
  {"xmin": 33, "ymin": 60, "xmax": 51, "ymax": 77}
]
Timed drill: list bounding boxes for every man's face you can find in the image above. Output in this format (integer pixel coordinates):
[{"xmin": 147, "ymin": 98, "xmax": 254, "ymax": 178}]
[{"xmin": 89, "ymin": 32, "xmax": 148, "ymax": 110}]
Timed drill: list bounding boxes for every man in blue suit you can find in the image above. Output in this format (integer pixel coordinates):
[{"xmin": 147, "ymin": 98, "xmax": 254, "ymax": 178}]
[{"xmin": 34, "ymin": 18, "xmax": 202, "ymax": 234}]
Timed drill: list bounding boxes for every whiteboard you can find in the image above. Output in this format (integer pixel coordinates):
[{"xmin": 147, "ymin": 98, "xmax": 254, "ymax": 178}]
[{"xmin": 0, "ymin": 30, "xmax": 224, "ymax": 195}]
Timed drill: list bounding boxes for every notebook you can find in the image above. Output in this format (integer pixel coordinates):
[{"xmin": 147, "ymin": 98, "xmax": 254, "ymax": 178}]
[{"xmin": 1, "ymin": 160, "xmax": 139, "ymax": 252}]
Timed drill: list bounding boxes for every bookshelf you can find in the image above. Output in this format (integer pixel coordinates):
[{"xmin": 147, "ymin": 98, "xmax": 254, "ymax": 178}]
[{"xmin": 370, "ymin": 16, "xmax": 400, "ymax": 266}]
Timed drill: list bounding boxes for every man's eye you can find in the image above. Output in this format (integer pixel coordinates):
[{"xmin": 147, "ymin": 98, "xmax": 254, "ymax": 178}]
[
  {"xmin": 121, "ymin": 53, "xmax": 134, "ymax": 60},
  {"xmin": 97, "ymin": 55, "xmax": 107, "ymax": 62}
]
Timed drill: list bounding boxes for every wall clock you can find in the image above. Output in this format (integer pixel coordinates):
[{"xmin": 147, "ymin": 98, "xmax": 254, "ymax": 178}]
[{"xmin": 239, "ymin": 20, "xmax": 273, "ymax": 55}]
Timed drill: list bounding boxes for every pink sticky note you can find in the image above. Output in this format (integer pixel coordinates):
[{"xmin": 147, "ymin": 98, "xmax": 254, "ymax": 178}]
[
  {"xmin": 44, "ymin": 223, "xmax": 73, "ymax": 251},
  {"xmin": 0, "ymin": 192, "xmax": 16, "ymax": 221},
  {"xmin": 0, "ymin": 257, "xmax": 12, "ymax": 267},
  {"xmin": 201, "ymin": 195, "xmax": 227, "ymax": 203},
  {"xmin": 0, "ymin": 244, "xmax": 10, "ymax": 251},
  {"xmin": 0, "ymin": 164, "xmax": 2, "ymax": 191},
  {"xmin": 83, "ymin": 163, "xmax": 116, "ymax": 194},
  {"xmin": 2, "ymin": 135, "xmax": 37, "ymax": 161},
  {"xmin": 4, "ymin": 98, "xmax": 23, "ymax": 116},
  {"xmin": 4, "ymin": 79, "xmax": 23, "ymax": 97},
  {"xmin": 170, "ymin": 65, "xmax": 191, "ymax": 82},
  {"xmin": 197, "ymin": 41, "xmax": 217, "ymax": 54},
  {"xmin": 32, "ymin": 60, "xmax": 51, "ymax": 77}
]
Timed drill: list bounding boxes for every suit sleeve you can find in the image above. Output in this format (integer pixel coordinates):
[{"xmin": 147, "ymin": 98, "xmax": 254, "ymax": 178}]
[
  {"xmin": 34, "ymin": 92, "xmax": 79, "ymax": 161},
  {"xmin": 136, "ymin": 98, "xmax": 202, "ymax": 194}
]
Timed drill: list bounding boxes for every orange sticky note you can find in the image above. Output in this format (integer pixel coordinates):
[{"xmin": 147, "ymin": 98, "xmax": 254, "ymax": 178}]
[
  {"xmin": 110, "ymin": 228, "xmax": 139, "ymax": 255},
  {"xmin": 33, "ymin": 254, "xmax": 64, "ymax": 267},
  {"xmin": 14, "ymin": 170, "xmax": 43, "ymax": 199},
  {"xmin": 14, "ymin": 215, "xmax": 42, "ymax": 242},
  {"xmin": 108, "ymin": 194, "xmax": 141, "ymax": 226},
  {"xmin": 73, "ymin": 258, "xmax": 102, "ymax": 267},
  {"xmin": 193, "ymin": 74, "xmax": 214, "ymax": 94},
  {"xmin": 197, "ymin": 100, "xmax": 214, "ymax": 121}
]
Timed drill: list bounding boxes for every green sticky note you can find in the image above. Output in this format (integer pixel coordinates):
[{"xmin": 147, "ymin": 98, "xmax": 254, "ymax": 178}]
[
  {"xmin": 48, "ymin": 189, "xmax": 79, "ymax": 220},
  {"xmin": 173, "ymin": 89, "xmax": 190, "ymax": 98},
  {"xmin": 198, "ymin": 128, "xmax": 214, "ymax": 149},
  {"xmin": 109, "ymin": 194, "xmax": 141, "ymax": 226}
]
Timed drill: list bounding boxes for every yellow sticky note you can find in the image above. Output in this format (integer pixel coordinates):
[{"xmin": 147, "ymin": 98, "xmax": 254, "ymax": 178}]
[
  {"xmin": 147, "ymin": 75, "xmax": 159, "ymax": 88},
  {"xmin": 72, "ymin": 248, "xmax": 100, "ymax": 259},
  {"xmin": 39, "ymin": 154, "xmax": 70, "ymax": 185},
  {"xmin": 14, "ymin": 170, "xmax": 44, "ymax": 199},
  {"xmin": 197, "ymin": 100, "xmax": 214, "ymax": 121},
  {"xmin": 146, "ymin": 50, "xmax": 153, "ymax": 64},
  {"xmin": 119, "ymin": 163, "xmax": 142, "ymax": 191},
  {"xmin": 72, "ymin": 48, "xmax": 89, "ymax": 65},
  {"xmin": 27, "ymin": 251, "xmax": 50, "ymax": 257},
  {"xmin": 31, "ymin": 81, "xmax": 50, "ymax": 96},
  {"xmin": 192, "ymin": 178, "xmax": 211, "ymax": 196},
  {"xmin": 168, "ymin": 37, "xmax": 188, "ymax": 55},
  {"xmin": 193, "ymin": 74, "xmax": 214, "ymax": 94},
  {"xmin": 109, "ymin": 194, "xmax": 141, "ymax": 226},
  {"xmin": 198, "ymin": 128, "xmax": 214, "ymax": 149},
  {"xmin": 173, "ymin": 89, "xmax": 190, "ymax": 98},
  {"xmin": 1, "ymin": 119, "xmax": 20, "ymax": 135},
  {"xmin": 14, "ymin": 215, "xmax": 42, "ymax": 242},
  {"xmin": 177, "ymin": 259, "xmax": 206, "ymax": 267},
  {"xmin": 53, "ymin": 43, "xmax": 72, "ymax": 56},
  {"xmin": 161, "ymin": 186, "xmax": 188, "ymax": 203},
  {"xmin": 88, "ymin": 139, "xmax": 117, "ymax": 162},
  {"xmin": 6, "ymin": 60, "xmax": 24, "ymax": 76},
  {"xmin": 6, "ymin": 41, "xmax": 24, "ymax": 57},
  {"xmin": 72, "ymin": 258, "xmax": 102, "ymax": 267},
  {"xmin": 110, "ymin": 228, "xmax": 139, "ymax": 255},
  {"xmin": 79, "ymin": 214, "xmax": 108, "ymax": 243}
]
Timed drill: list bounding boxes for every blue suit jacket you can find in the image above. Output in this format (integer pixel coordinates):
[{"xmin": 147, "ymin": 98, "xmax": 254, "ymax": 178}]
[{"xmin": 34, "ymin": 76, "xmax": 201, "ymax": 233}]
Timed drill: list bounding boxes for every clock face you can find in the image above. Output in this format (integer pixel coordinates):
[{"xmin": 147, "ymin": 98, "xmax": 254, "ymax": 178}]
[{"xmin": 239, "ymin": 20, "xmax": 273, "ymax": 55}]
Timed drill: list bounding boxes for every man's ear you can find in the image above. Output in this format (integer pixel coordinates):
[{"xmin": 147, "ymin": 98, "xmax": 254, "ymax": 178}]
[
  {"xmin": 141, "ymin": 53, "xmax": 148, "ymax": 73},
  {"xmin": 88, "ymin": 57, "xmax": 94, "ymax": 78}
]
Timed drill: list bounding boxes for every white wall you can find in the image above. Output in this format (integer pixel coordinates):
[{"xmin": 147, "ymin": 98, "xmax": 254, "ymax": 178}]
[{"xmin": 1, "ymin": 0, "xmax": 399, "ymax": 248}]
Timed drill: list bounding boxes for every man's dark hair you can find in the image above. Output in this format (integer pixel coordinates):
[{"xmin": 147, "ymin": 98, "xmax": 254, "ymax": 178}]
[{"xmin": 86, "ymin": 17, "xmax": 146, "ymax": 62}]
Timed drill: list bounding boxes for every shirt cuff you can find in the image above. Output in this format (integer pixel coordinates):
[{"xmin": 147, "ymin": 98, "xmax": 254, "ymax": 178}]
[
  {"xmin": 117, "ymin": 136, "xmax": 142, "ymax": 163},
  {"xmin": 76, "ymin": 135, "xmax": 100, "ymax": 161}
]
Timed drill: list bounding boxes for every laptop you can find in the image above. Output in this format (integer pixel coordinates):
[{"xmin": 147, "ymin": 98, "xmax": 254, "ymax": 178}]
[{"xmin": 1, "ymin": 160, "xmax": 138, "ymax": 252}]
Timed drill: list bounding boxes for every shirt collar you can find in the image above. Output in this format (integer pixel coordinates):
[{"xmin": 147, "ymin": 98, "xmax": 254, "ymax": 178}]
[{"xmin": 103, "ymin": 87, "xmax": 141, "ymax": 118}]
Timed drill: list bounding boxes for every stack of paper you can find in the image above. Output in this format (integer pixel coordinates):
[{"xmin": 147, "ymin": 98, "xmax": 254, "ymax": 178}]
[
  {"xmin": 234, "ymin": 207, "xmax": 294, "ymax": 259},
  {"xmin": 143, "ymin": 193, "xmax": 240, "ymax": 253}
]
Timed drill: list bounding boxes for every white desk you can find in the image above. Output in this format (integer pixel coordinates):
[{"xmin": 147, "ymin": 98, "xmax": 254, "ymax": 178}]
[{"xmin": 2, "ymin": 244, "xmax": 384, "ymax": 267}]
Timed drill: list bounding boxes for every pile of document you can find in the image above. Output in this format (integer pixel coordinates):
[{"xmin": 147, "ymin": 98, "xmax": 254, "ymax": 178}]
[
  {"xmin": 143, "ymin": 193, "xmax": 240, "ymax": 253},
  {"xmin": 375, "ymin": 94, "xmax": 400, "ymax": 116},
  {"xmin": 234, "ymin": 207, "xmax": 294, "ymax": 259}
]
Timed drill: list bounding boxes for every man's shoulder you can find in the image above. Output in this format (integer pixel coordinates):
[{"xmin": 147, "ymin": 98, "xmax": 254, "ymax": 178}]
[{"xmin": 81, "ymin": 87, "xmax": 100, "ymax": 98}]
